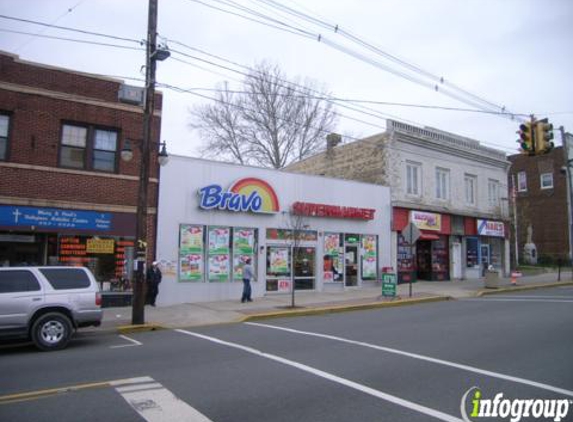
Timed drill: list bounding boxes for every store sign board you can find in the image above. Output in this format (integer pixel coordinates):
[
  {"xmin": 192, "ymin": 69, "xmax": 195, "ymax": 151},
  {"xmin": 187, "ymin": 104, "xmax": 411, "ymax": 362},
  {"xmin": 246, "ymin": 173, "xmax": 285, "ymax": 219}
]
[
  {"xmin": 198, "ymin": 178, "xmax": 279, "ymax": 214},
  {"xmin": 0, "ymin": 205, "xmax": 112, "ymax": 230},
  {"xmin": 292, "ymin": 201, "xmax": 375, "ymax": 220},
  {"xmin": 382, "ymin": 273, "xmax": 397, "ymax": 297},
  {"xmin": 477, "ymin": 219, "xmax": 505, "ymax": 237},
  {"xmin": 410, "ymin": 211, "xmax": 441, "ymax": 231},
  {"xmin": 86, "ymin": 238, "xmax": 115, "ymax": 254}
]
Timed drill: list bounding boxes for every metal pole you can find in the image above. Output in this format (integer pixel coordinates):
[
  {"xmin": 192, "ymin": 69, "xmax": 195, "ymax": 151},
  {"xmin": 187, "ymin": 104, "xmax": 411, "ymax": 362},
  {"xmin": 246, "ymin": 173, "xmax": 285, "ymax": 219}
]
[
  {"xmin": 132, "ymin": 0, "xmax": 158, "ymax": 325},
  {"xmin": 561, "ymin": 126, "xmax": 573, "ymax": 280},
  {"xmin": 409, "ymin": 230, "xmax": 413, "ymax": 298}
]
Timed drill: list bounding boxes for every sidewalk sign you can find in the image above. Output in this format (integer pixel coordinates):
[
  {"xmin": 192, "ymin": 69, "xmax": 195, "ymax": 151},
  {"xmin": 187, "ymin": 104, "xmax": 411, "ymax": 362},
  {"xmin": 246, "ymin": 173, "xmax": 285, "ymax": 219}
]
[{"xmin": 382, "ymin": 273, "xmax": 397, "ymax": 297}]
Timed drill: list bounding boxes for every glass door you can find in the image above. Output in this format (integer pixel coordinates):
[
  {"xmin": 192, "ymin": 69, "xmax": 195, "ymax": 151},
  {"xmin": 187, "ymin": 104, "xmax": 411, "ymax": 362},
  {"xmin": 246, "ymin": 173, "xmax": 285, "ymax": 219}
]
[
  {"xmin": 293, "ymin": 247, "xmax": 315, "ymax": 290},
  {"xmin": 344, "ymin": 245, "xmax": 358, "ymax": 287}
]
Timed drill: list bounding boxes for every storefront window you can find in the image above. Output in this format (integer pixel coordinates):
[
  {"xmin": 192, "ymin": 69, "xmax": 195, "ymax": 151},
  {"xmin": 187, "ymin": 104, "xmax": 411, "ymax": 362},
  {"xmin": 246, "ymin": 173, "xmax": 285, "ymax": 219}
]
[
  {"xmin": 56, "ymin": 235, "xmax": 134, "ymax": 290},
  {"xmin": 266, "ymin": 246, "xmax": 291, "ymax": 292},
  {"xmin": 323, "ymin": 233, "xmax": 342, "ymax": 282},
  {"xmin": 179, "ymin": 224, "xmax": 257, "ymax": 283},
  {"xmin": 466, "ymin": 237, "xmax": 479, "ymax": 268},
  {"xmin": 266, "ymin": 228, "xmax": 317, "ymax": 242},
  {"xmin": 294, "ymin": 247, "xmax": 315, "ymax": 290},
  {"xmin": 361, "ymin": 235, "xmax": 377, "ymax": 280}
]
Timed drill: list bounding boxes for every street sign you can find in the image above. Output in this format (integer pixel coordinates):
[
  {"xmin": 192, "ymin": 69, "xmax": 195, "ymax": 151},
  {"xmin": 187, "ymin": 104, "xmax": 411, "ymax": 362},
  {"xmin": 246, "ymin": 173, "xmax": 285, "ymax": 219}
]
[
  {"xmin": 402, "ymin": 222, "xmax": 421, "ymax": 245},
  {"xmin": 382, "ymin": 273, "xmax": 397, "ymax": 297}
]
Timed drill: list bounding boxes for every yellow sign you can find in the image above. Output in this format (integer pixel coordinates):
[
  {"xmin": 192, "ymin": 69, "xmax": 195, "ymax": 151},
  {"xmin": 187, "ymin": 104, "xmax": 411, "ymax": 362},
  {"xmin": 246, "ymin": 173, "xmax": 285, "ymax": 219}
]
[
  {"xmin": 410, "ymin": 211, "xmax": 442, "ymax": 231},
  {"xmin": 86, "ymin": 238, "xmax": 115, "ymax": 254}
]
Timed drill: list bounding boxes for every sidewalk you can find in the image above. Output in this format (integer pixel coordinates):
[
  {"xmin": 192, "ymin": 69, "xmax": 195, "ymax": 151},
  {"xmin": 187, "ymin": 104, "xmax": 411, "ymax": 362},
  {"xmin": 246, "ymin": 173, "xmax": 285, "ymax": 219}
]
[{"xmin": 100, "ymin": 271, "xmax": 573, "ymax": 333}]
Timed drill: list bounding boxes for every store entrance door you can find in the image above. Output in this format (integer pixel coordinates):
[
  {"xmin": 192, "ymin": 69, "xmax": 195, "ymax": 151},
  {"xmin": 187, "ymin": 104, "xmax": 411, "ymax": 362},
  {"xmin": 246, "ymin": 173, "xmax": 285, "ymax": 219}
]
[
  {"xmin": 344, "ymin": 245, "xmax": 358, "ymax": 287},
  {"xmin": 481, "ymin": 244, "xmax": 491, "ymax": 274},
  {"xmin": 452, "ymin": 242, "xmax": 462, "ymax": 279},
  {"xmin": 293, "ymin": 247, "xmax": 315, "ymax": 290}
]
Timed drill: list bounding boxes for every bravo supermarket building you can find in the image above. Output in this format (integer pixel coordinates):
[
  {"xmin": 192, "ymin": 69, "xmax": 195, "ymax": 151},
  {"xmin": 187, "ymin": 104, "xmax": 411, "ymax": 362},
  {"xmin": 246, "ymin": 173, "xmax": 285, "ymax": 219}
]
[{"xmin": 155, "ymin": 156, "xmax": 392, "ymax": 305}]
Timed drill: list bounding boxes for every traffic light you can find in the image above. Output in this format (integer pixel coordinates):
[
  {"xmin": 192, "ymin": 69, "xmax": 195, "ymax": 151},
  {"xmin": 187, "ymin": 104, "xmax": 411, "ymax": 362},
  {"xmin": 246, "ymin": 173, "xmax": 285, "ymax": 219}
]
[
  {"xmin": 517, "ymin": 122, "xmax": 535, "ymax": 155},
  {"xmin": 535, "ymin": 118, "xmax": 554, "ymax": 154}
]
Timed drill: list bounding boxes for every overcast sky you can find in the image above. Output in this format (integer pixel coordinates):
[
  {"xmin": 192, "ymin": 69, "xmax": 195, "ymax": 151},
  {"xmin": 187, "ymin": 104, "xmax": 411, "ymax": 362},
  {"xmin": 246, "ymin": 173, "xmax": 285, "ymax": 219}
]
[{"xmin": 1, "ymin": 0, "xmax": 572, "ymax": 158}]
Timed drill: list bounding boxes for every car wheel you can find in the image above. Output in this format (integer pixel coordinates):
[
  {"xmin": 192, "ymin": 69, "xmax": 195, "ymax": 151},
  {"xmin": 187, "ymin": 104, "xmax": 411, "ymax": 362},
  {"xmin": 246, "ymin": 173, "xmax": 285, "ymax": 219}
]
[{"xmin": 31, "ymin": 313, "xmax": 73, "ymax": 351}]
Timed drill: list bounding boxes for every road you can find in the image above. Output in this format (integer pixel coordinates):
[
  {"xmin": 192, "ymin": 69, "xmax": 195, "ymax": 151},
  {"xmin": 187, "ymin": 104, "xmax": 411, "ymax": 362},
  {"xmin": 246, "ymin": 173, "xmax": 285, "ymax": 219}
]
[{"xmin": 1, "ymin": 287, "xmax": 572, "ymax": 422}]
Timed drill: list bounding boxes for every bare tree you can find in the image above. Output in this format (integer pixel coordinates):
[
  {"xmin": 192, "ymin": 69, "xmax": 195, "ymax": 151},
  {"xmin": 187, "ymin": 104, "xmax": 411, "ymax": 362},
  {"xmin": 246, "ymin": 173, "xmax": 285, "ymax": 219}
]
[{"xmin": 190, "ymin": 62, "xmax": 338, "ymax": 169}]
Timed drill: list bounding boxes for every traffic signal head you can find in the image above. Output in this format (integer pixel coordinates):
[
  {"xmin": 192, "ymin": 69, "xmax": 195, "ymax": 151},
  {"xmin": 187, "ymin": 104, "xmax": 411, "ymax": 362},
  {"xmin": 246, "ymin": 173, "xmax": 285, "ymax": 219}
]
[
  {"xmin": 517, "ymin": 122, "xmax": 535, "ymax": 155},
  {"xmin": 535, "ymin": 118, "xmax": 554, "ymax": 154}
]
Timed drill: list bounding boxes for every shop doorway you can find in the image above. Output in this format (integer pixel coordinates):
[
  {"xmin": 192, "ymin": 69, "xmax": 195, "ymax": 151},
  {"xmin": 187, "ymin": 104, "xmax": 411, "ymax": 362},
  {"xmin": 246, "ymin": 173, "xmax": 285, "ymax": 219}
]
[
  {"xmin": 344, "ymin": 245, "xmax": 358, "ymax": 287},
  {"xmin": 452, "ymin": 242, "xmax": 462, "ymax": 279},
  {"xmin": 481, "ymin": 244, "xmax": 491, "ymax": 274},
  {"xmin": 293, "ymin": 247, "xmax": 315, "ymax": 290}
]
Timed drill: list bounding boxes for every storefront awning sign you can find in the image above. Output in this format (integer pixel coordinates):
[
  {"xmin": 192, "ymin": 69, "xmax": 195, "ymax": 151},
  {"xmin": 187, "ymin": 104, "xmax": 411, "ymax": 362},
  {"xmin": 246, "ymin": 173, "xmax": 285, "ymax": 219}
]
[
  {"xmin": 410, "ymin": 211, "xmax": 441, "ymax": 231},
  {"xmin": 477, "ymin": 219, "xmax": 505, "ymax": 237},
  {"xmin": 0, "ymin": 205, "xmax": 112, "ymax": 230},
  {"xmin": 198, "ymin": 178, "xmax": 280, "ymax": 214},
  {"xmin": 292, "ymin": 201, "xmax": 375, "ymax": 220}
]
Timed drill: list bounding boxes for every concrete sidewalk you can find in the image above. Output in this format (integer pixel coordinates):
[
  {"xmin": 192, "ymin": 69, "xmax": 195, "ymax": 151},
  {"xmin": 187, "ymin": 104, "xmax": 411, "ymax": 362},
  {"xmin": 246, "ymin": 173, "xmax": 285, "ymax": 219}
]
[{"xmin": 100, "ymin": 271, "xmax": 573, "ymax": 333}]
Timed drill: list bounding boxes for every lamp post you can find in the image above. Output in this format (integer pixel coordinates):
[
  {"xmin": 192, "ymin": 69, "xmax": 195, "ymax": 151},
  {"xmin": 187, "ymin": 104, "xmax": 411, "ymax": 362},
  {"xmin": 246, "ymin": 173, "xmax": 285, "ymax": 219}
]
[{"xmin": 126, "ymin": 0, "xmax": 169, "ymax": 325}]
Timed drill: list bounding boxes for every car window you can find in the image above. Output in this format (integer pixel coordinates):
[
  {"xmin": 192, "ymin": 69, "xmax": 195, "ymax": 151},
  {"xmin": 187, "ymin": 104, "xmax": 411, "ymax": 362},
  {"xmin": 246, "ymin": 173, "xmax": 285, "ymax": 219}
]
[
  {"xmin": 39, "ymin": 268, "xmax": 91, "ymax": 290},
  {"xmin": 0, "ymin": 270, "xmax": 41, "ymax": 293}
]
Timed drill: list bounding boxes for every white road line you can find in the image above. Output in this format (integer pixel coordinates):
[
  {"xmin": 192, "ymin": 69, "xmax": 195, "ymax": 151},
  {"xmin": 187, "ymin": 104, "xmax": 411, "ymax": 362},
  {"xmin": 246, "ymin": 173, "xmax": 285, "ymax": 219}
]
[
  {"xmin": 111, "ymin": 335, "xmax": 143, "ymax": 349},
  {"xmin": 175, "ymin": 328, "xmax": 464, "ymax": 422},
  {"xmin": 245, "ymin": 322, "xmax": 573, "ymax": 398},
  {"xmin": 114, "ymin": 376, "xmax": 213, "ymax": 422}
]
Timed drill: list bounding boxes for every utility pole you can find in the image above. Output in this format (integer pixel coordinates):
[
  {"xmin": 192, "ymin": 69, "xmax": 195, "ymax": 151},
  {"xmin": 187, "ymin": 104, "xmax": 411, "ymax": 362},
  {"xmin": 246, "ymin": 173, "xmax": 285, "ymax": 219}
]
[
  {"xmin": 132, "ymin": 0, "xmax": 159, "ymax": 325},
  {"xmin": 561, "ymin": 126, "xmax": 573, "ymax": 276}
]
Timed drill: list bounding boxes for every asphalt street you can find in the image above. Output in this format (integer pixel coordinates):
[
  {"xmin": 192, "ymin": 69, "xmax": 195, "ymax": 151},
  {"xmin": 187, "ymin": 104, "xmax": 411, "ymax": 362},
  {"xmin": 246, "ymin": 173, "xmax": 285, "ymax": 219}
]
[{"xmin": 1, "ymin": 287, "xmax": 572, "ymax": 422}]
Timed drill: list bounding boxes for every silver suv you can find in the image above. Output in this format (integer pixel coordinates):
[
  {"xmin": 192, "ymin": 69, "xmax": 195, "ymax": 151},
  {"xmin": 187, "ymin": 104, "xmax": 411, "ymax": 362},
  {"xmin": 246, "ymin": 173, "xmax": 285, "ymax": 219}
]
[{"xmin": 0, "ymin": 266, "xmax": 103, "ymax": 351}]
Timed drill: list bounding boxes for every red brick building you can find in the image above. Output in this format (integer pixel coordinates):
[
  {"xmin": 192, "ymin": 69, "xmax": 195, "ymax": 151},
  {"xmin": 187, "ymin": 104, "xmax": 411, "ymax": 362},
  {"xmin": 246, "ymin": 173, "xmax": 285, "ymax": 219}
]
[
  {"xmin": 0, "ymin": 52, "xmax": 163, "ymax": 285},
  {"xmin": 508, "ymin": 146, "xmax": 570, "ymax": 264}
]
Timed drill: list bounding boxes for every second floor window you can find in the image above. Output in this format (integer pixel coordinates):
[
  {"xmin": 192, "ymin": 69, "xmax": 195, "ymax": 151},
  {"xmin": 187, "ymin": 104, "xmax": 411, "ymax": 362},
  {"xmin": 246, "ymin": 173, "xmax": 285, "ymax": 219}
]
[
  {"xmin": 517, "ymin": 171, "xmax": 527, "ymax": 192},
  {"xmin": 540, "ymin": 173, "xmax": 554, "ymax": 190},
  {"xmin": 60, "ymin": 123, "xmax": 118, "ymax": 172},
  {"xmin": 406, "ymin": 161, "xmax": 421, "ymax": 196},
  {"xmin": 488, "ymin": 179, "xmax": 500, "ymax": 208},
  {"xmin": 435, "ymin": 167, "xmax": 450, "ymax": 200},
  {"xmin": 0, "ymin": 114, "xmax": 9, "ymax": 161},
  {"xmin": 464, "ymin": 174, "xmax": 477, "ymax": 206}
]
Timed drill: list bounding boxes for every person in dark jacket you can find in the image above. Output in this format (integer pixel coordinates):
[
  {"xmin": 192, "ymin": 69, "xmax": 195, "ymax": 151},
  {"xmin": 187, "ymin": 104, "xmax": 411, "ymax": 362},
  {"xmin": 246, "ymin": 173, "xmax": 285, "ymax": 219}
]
[{"xmin": 146, "ymin": 261, "xmax": 162, "ymax": 306}]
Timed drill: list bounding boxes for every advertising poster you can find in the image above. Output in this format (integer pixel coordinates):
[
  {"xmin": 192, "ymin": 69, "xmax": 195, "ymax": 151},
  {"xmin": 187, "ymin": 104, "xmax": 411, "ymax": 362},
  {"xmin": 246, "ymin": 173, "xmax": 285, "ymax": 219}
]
[
  {"xmin": 180, "ymin": 225, "xmax": 204, "ymax": 254},
  {"xmin": 270, "ymin": 247, "xmax": 289, "ymax": 274},
  {"xmin": 277, "ymin": 279, "xmax": 291, "ymax": 292},
  {"xmin": 324, "ymin": 233, "xmax": 340, "ymax": 255},
  {"xmin": 233, "ymin": 228, "xmax": 255, "ymax": 254},
  {"xmin": 362, "ymin": 255, "xmax": 377, "ymax": 279},
  {"xmin": 179, "ymin": 254, "xmax": 203, "ymax": 281},
  {"xmin": 208, "ymin": 254, "xmax": 230, "ymax": 281},
  {"xmin": 233, "ymin": 254, "xmax": 253, "ymax": 279},
  {"xmin": 209, "ymin": 226, "xmax": 230, "ymax": 254},
  {"xmin": 362, "ymin": 235, "xmax": 377, "ymax": 256}
]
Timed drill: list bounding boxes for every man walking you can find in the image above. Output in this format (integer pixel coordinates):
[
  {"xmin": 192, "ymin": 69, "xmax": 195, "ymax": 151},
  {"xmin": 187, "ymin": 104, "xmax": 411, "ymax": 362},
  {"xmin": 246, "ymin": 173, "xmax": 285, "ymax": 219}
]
[
  {"xmin": 146, "ymin": 261, "xmax": 162, "ymax": 306},
  {"xmin": 241, "ymin": 258, "xmax": 254, "ymax": 303}
]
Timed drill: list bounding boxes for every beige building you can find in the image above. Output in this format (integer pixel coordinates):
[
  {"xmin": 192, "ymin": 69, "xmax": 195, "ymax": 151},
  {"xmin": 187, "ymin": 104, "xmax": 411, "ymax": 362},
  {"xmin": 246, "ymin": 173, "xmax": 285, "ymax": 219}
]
[{"xmin": 287, "ymin": 119, "xmax": 511, "ymax": 282}]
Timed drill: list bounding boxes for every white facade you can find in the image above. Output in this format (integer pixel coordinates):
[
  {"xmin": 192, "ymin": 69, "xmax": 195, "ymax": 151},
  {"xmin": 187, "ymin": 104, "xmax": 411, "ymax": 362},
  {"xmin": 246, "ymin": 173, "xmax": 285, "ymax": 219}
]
[
  {"xmin": 155, "ymin": 156, "xmax": 392, "ymax": 305},
  {"xmin": 385, "ymin": 120, "xmax": 511, "ymax": 280}
]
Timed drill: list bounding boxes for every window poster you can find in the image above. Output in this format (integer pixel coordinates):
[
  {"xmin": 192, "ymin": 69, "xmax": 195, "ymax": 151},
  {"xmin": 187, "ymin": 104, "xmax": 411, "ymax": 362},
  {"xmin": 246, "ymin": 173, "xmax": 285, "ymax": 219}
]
[
  {"xmin": 233, "ymin": 254, "xmax": 253, "ymax": 279},
  {"xmin": 233, "ymin": 228, "xmax": 255, "ymax": 254},
  {"xmin": 269, "ymin": 247, "xmax": 289, "ymax": 274},
  {"xmin": 362, "ymin": 235, "xmax": 377, "ymax": 257},
  {"xmin": 362, "ymin": 255, "xmax": 377, "ymax": 279},
  {"xmin": 180, "ymin": 225, "xmax": 203, "ymax": 254},
  {"xmin": 179, "ymin": 254, "xmax": 203, "ymax": 281},
  {"xmin": 208, "ymin": 226, "xmax": 230, "ymax": 254},
  {"xmin": 208, "ymin": 254, "xmax": 230, "ymax": 281},
  {"xmin": 324, "ymin": 233, "xmax": 340, "ymax": 255}
]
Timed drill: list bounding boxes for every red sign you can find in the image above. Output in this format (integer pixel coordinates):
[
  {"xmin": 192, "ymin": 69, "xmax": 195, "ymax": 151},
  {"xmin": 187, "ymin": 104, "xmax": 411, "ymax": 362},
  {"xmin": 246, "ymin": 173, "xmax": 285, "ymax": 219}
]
[{"xmin": 292, "ymin": 202, "xmax": 375, "ymax": 220}]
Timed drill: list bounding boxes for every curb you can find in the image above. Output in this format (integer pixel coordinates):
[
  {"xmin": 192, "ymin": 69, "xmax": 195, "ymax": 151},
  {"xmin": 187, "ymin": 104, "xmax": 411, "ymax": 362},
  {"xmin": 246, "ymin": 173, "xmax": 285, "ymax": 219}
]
[
  {"xmin": 242, "ymin": 295, "xmax": 451, "ymax": 322},
  {"xmin": 475, "ymin": 281, "xmax": 573, "ymax": 297},
  {"xmin": 116, "ymin": 324, "xmax": 164, "ymax": 334}
]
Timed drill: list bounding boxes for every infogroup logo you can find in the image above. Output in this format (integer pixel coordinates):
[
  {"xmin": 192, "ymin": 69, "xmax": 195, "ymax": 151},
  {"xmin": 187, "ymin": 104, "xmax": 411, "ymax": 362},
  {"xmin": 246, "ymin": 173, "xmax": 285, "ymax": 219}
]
[{"xmin": 460, "ymin": 387, "xmax": 571, "ymax": 422}]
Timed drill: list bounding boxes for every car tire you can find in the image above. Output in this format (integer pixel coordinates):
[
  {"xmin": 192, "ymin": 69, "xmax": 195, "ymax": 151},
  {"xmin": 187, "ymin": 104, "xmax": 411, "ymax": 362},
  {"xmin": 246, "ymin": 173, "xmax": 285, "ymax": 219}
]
[{"xmin": 31, "ymin": 312, "xmax": 73, "ymax": 351}]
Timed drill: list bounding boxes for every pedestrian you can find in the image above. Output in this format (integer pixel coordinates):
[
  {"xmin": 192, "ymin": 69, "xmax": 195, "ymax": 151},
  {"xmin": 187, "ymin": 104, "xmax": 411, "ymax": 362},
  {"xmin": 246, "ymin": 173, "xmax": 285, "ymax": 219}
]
[
  {"xmin": 241, "ymin": 258, "xmax": 254, "ymax": 303},
  {"xmin": 146, "ymin": 261, "xmax": 162, "ymax": 306}
]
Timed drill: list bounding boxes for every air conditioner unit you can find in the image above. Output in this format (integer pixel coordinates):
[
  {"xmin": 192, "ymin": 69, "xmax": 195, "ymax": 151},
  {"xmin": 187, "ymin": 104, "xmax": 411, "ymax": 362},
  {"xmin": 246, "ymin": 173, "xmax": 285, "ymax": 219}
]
[{"xmin": 118, "ymin": 84, "xmax": 144, "ymax": 105}]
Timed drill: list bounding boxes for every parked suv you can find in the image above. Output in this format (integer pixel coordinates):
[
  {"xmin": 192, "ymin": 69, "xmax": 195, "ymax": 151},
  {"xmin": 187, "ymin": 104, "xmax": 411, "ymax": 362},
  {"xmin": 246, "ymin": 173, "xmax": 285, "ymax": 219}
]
[{"xmin": 0, "ymin": 266, "xmax": 103, "ymax": 351}]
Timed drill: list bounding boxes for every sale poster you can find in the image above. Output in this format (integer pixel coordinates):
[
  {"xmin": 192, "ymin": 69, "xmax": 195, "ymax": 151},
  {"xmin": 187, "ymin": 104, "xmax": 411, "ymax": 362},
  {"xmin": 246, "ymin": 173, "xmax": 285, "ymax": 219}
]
[
  {"xmin": 362, "ymin": 235, "xmax": 376, "ymax": 256},
  {"xmin": 270, "ymin": 248, "xmax": 289, "ymax": 274},
  {"xmin": 324, "ymin": 233, "xmax": 340, "ymax": 255},
  {"xmin": 208, "ymin": 254, "xmax": 230, "ymax": 281},
  {"xmin": 233, "ymin": 228, "xmax": 255, "ymax": 254},
  {"xmin": 180, "ymin": 225, "xmax": 203, "ymax": 254},
  {"xmin": 362, "ymin": 255, "xmax": 377, "ymax": 279},
  {"xmin": 208, "ymin": 227, "xmax": 230, "ymax": 254},
  {"xmin": 233, "ymin": 254, "xmax": 253, "ymax": 279},
  {"xmin": 179, "ymin": 254, "xmax": 203, "ymax": 281}
]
